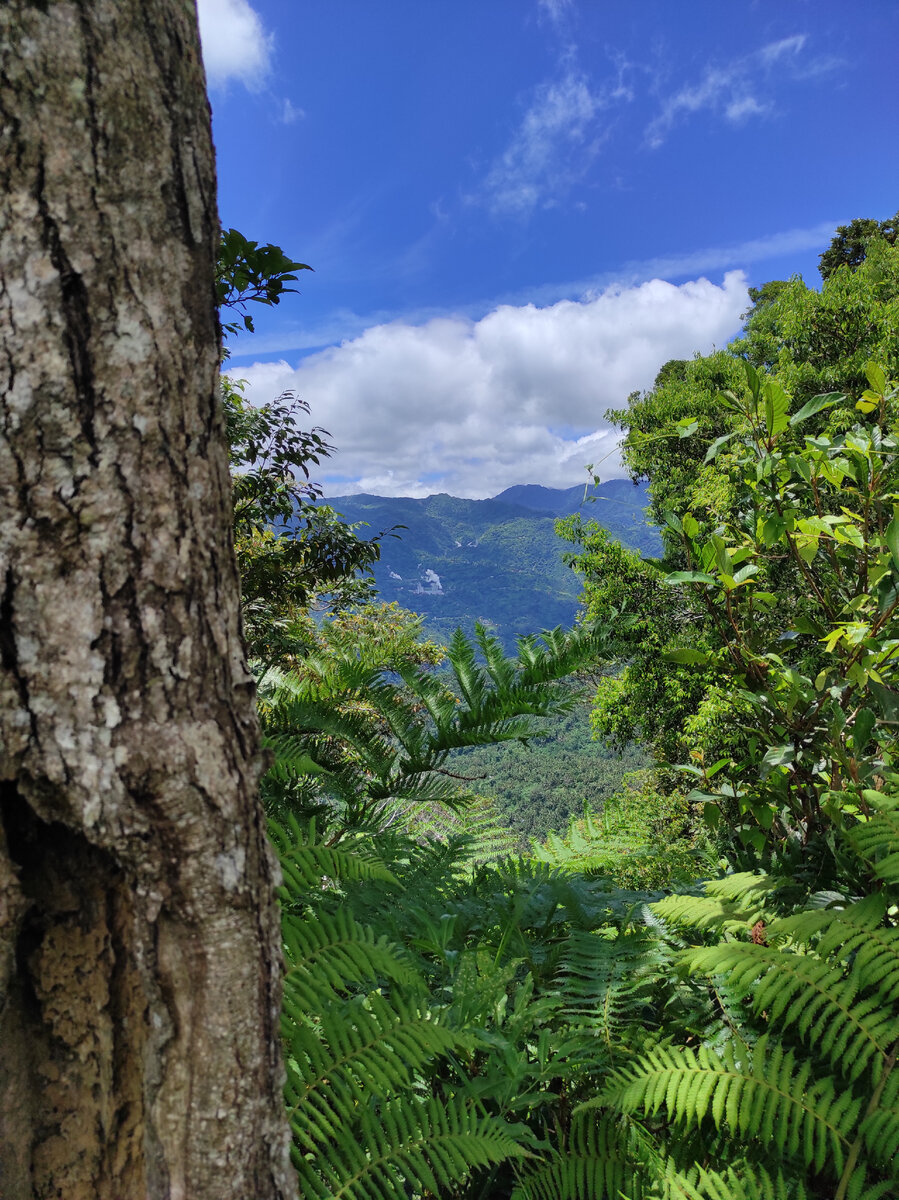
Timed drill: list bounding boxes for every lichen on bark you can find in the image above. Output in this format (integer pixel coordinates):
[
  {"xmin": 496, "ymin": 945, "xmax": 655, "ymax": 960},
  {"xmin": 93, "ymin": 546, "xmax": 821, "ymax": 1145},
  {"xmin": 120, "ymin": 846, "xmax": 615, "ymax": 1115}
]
[{"xmin": 0, "ymin": 3, "xmax": 293, "ymax": 1196}]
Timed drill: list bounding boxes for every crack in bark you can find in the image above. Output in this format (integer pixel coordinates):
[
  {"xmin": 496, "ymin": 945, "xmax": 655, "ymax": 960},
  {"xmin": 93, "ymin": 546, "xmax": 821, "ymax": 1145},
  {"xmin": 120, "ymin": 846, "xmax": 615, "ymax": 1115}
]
[
  {"xmin": 35, "ymin": 160, "xmax": 99, "ymax": 465},
  {"xmin": 0, "ymin": 568, "xmax": 37, "ymax": 748}
]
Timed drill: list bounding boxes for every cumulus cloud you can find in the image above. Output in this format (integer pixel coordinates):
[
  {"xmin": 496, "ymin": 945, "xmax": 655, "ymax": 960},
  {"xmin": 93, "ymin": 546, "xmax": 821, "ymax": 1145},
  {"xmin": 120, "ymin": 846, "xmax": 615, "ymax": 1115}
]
[
  {"xmin": 232, "ymin": 271, "xmax": 748, "ymax": 499},
  {"xmin": 197, "ymin": 0, "xmax": 273, "ymax": 90},
  {"xmin": 646, "ymin": 32, "xmax": 835, "ymax": 148}
]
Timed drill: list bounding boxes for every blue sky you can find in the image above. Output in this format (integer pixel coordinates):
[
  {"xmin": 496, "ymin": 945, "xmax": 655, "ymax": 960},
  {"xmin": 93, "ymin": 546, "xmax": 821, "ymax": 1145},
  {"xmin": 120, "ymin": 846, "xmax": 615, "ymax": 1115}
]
[{"xmin": 198, "ymin": 0, "xmax": 898, "ymax": 498}]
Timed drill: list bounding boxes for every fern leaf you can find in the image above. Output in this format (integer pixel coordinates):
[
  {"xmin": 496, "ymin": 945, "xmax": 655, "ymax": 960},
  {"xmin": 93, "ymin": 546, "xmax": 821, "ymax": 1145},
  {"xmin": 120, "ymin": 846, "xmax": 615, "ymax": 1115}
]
[
  {"xmin": 294, "ymin": 1096, "xmax": 525, "ymax": 1200},
  {"xmin": 654, "ymin": 874, "xmax": 776, "ymax": 935},
  {"xmin": 682, "ymin": 940, "xmax": 895, "ymax": 1084},
  {"xmin": 649, "ymin": 1161, "xmax": 812, "ymax": 1199},
  {"xmin": 510, "ymin": 1113, "xmax": 648, "ymax": 1199},
  {"xmin": 270, "ymin": 815, "xmax": 398, "ymax": 894},
  {"xmin": 773, "ymin": 893, "xmax": 899, "ymax": 1005},
  {"xmin": 596, "ymin": 1035, "xmax": 858, "ymax": 1175},
  {"xmin": 281, "ymin": 908, "xmax": 419, "ymax": 1013},
  {"xmin": 848, "ymin": 797, "xmax": 899, "ymax": 886}
]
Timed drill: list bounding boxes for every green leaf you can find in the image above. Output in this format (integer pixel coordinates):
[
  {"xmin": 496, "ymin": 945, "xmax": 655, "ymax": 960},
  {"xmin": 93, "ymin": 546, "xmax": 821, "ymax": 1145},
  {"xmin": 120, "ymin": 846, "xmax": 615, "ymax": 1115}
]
[
  {"xmin": 760, "ymin": 516, "xmax": 786, "ymax": 547},
  {"xmin": 885, "ymin": 509, "xmax": 899, "ymax": 570},
  {"xmin": 752, "ymin": 803, "xmax": 776, "ymax": 830},
  {"xmin": 869, "ymin": 680, "xmax": 899, "ymax": 722},
  {"xmin": 876, "ymin": 574, "xmax": 899, "ymax": 613},
  {"xmin": 763, "ymin": 744, "xmax": 795, "ymax": 768},
  {"xmin": 789, "ymin": 392, "xmax": 842, "ymax": 426},
  {"xmin": 743, "ymin": 360, "xmax": 761, "ymax": 400},
  {"xmin": 761, "ymin": 379, "xmax": 789, "ymax": 438},
  {"xmin": 793, "ymin": 615, "xmax": 825, "ymax": 637},
  {"xmin": 711, "ymin": 535, "xmax": 731, "ymax": 577},
  {"xmin": 739, "ymin": 827, "xmax": 767, "ymax": 851},
  {"xmin": 662, "ymin": 510, "xmax": 683, "ymax": 533},
  {"xmin": 733, "ymin": 563, "xmax": 759, "ymax": 585},
  {"xmin": 704, "ymin": 432, "xmax": 737, "ymax": 463},
  {"xmin": 852, "ymin": 708, "xmax": 877, "ymax": 751},
  {"xmin": 663, "ymin": 571, "xmax": 716, "ymax": 585},
  {"xmin": 663, "ymin": 648, "xmax": 710, "ymax": 665},
  {"xmin": 702, "ymin": 803, "xmax": 722, "ymax": 829},
  {"xmin": 865, "ymin": 361, "xmax": 887, "ymax": 393}
]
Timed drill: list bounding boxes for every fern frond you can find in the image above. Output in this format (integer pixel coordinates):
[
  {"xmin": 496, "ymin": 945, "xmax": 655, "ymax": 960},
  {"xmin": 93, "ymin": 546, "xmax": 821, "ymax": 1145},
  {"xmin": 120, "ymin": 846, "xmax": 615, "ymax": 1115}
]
[
  {"xmin": 270, "ymin": 815, "xmax": 398, "ymax": 895},
  {"xmin": 848, "ymin": 797, "xmax": 899, "ymax": 887},
  {"xmin": 476, "ymin": 621, "xmax": 519, "ymax": 693},
  {"xmin": 284, "ymin": 992, "xmax": 459, "ymax": 1135},
  {"xmin": 554, "ymin": 928, "xmax": 664, "ymax": 1046},
  {"xmin": 510, "ymin": 1113, "xmax": 648, "ymax": 1199},
  {"xmin": 654, "ymin": 874, "xmax": 776, "ymax": 935},
  {"xmin": 648, "ymin": 1161, "xmax": 813, "ymax": 1200},
  {"xmin": 281, "ymin": 909, "xmax": 419, "ymax": 1011},
  {"xmin": 596, "ymin": 1035, "xmax": 859, "ymax": 1175},
  {"xmin": 682, "ymin": 940, "xmax": 895, "ymax": 1083},
  {"xmin": 296, "ymin": 1096, "xmax": 526, "ymax": 1200},
  {"xmin": 773, "ymin": 893, "xmax": 899, "ymax": 1004}
]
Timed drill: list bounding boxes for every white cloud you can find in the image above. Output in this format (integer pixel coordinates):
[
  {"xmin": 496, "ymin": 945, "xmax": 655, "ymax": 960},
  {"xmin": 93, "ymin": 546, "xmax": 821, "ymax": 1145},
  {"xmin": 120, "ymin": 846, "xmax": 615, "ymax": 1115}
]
[
  {"xmin": 197, "ymin": 0, "xmax": 273, "ymax": 90},
  {"xmin": 476, "ymin": 71, "xmax": 615, "ymax": 217},
  {"xmin": 225, "ymin": 220, "xmax": 836, "ymax": 358},
  {"xmin": 646, "ymin": 64, "xmax": 769, "ymax": 148},
  {"xmin": 759, "ymin": 35, "xmax": 807, "ymax": 65},
  {"xmin": 231, "ymin": 271, "xmax": 748, "ymax": 499},
  {"xmin": 280, "ymin": 98, "xmax": 305, "ymax": 125},
  {"xmin": 646, "ymin": 32, "xmax": 836, "ymax": 148},
  {"xmin": 537, "ymin": 0, "xmax": 574, "ymax": 27},
  {"xmin": 725, "ymin": 95, "xmax": 766, "ymax": 122}
]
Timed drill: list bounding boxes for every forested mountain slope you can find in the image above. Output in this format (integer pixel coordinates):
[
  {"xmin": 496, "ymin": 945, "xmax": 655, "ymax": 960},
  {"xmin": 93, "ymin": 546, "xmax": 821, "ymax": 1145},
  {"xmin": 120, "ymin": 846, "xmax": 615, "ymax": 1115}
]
[
  {"xmin": 323, "ymin": 480, "xmax": 660, "ymax": 649},
  {"xmin": 449, "ymin": 701, "xmax": 648, "ymax": 842}
]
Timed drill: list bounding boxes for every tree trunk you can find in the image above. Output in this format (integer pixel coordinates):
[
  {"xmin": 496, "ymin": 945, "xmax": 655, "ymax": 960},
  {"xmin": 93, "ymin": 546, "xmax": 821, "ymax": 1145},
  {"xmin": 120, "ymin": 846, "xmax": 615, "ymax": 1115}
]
[{"xmin": 0, "ymin": 3, "xmax": 293, "ymax": 1197}]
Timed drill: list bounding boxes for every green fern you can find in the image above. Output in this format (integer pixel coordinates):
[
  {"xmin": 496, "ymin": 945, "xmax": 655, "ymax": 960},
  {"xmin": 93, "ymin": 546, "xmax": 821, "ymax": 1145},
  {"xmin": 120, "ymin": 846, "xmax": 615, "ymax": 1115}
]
[
  {"xmin": 598, "ymin": 1035, "xmax": 861, "ymax": 1173},
  {"xmin": 297, "ymin": 1097, "xmax": 526, "ymax": 1200},
  {"xmin": 510, "ymin": 1113, "xmax": 652, "ymax": 1200},
  {"xmin": 647, "ymin": 1161, "xmax": 815, "ymax": 1200},
  {"xmin": 592, "ymin": 795, "xmax": 899, "ymax": 1199},
  {"xmin": 274, "ymin": 816, "xmax": 530, "ymax": 1199},
  {"xmin": 553, "ymin": 927, "xmax": 665, "ymax": 1050}
]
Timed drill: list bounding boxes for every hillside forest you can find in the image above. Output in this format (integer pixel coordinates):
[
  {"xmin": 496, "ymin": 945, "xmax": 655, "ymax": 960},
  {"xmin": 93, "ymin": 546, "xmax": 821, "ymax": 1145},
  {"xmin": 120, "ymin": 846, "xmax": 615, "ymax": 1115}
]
[{"xmin": 222, "ymin": 211, "xmax": 899, "ymax": 1198}]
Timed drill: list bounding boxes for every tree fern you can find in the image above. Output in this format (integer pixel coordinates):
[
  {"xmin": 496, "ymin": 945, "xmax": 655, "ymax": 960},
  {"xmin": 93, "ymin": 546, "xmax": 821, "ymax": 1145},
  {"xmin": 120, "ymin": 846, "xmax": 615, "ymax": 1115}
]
[{"xmin": 260, "ymin": 622, "xmax": 604, "ymax": 831}]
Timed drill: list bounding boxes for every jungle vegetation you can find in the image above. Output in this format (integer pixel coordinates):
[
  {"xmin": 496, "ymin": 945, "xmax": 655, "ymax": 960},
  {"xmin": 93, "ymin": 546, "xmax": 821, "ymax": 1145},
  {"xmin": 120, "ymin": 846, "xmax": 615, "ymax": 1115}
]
[{"xmin": 222, "ymin": 216, "xmax": 899, "ymax": 1198}]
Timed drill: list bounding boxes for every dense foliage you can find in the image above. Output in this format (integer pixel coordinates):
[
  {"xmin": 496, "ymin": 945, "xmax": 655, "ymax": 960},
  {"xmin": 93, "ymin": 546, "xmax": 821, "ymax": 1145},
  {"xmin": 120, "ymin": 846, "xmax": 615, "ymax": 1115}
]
[
  {"xmin": 451, "ymin": 704, "xmax": 648, "ymax": 841},
  {"xmin": 219, "ymin": 218, "xmax": 899, "ymax": 1198}
]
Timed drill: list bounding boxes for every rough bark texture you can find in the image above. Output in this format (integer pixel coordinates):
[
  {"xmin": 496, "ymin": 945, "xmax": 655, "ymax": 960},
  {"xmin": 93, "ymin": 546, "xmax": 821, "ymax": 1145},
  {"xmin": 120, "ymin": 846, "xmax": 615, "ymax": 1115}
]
[{"xmin": 0, "ymin": 3, "xmax": 293, "ymax": 1197}]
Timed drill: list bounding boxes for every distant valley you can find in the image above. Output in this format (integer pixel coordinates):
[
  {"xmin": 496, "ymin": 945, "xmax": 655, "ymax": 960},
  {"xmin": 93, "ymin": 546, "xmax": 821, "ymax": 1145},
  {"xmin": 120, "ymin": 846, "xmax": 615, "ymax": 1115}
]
[{"xmin": 325, "ymin": 479, "xmax": 661, "ymax": 649}]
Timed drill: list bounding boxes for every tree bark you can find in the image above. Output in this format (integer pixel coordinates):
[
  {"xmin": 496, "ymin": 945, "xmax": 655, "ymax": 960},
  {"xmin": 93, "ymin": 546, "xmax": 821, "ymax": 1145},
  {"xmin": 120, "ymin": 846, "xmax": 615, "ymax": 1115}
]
[{"xmin": 0, "ymin": 3, "xmax": 293, "ymax": 1197}]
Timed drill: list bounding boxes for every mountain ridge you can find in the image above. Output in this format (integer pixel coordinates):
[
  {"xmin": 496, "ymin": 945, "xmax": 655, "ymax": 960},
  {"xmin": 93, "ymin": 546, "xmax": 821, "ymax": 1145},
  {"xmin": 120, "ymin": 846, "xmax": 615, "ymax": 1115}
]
[{"xmin": 319, "ymin": 480, "xmax": 660, "ymax": 650}]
